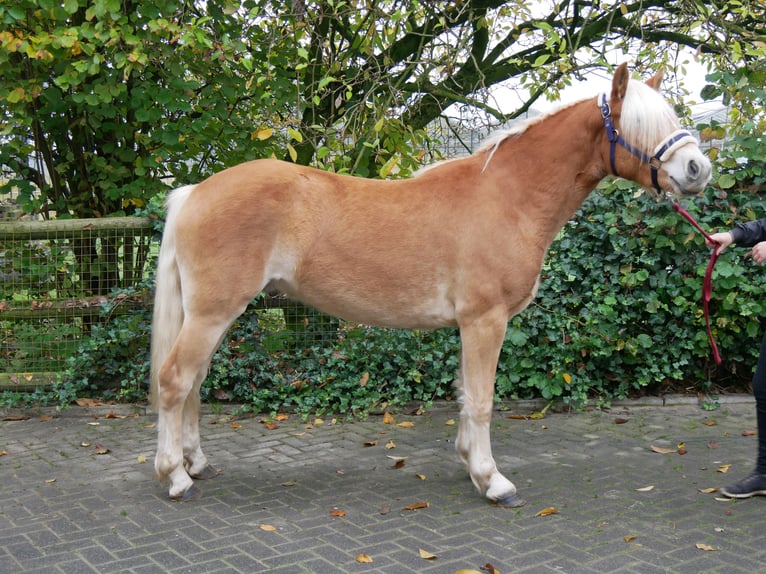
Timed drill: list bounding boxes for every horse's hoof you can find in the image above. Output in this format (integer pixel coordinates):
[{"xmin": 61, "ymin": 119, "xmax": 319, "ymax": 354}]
[
  {"xmin": 493, "ymin": 492, "xmax": 526, "ymax": 508},
  {"xmin": 191, "ymin": 465, "xmax": 221, "ymax": 480},
  {"xmin": 170, "ymin": 484, "xmax": 202, "ymax": 502}
]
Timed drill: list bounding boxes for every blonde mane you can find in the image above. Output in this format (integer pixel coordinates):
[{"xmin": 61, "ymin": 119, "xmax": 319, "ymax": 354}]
[{"xmin": 620, "ymin": 79, "xmax": 682, "ymax": 154}]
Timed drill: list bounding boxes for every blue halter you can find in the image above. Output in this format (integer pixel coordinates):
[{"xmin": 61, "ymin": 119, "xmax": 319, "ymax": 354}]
[{"xmin": 599, "ymin": 94, "xmax": 694, "ymax": 194}]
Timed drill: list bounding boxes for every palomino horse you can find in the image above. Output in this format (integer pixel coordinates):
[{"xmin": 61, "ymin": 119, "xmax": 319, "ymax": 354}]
[{"xmin": 151, "ymin": 64, "xmax": 711, "ymax": 506}]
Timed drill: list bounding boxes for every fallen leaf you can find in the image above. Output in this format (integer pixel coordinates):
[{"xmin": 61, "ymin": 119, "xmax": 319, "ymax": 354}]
[
  {"xmin": 329, "ymin": 509, "xmax": 346, "ymax": 518},
  {"xmin": 39, "ymin": 415, "xmax": 54, "ymax": 422},
  {"xmin": 259, "ymin": 524, "xmax": 277, "ymax": 532},
  {"xmin": 104, "ymin": 412, "xmax": 127, "ymax": 419},
  {"xmin": 281, "ymin": 481, "xmax": 296, "ymax": 487},
  {"xmin": 355, "ymin": 553, "xmax": 373, "ymax": 563},
  {"xmin": 0, "ymin": 450, "xmax": 6, "ymax": 456},
  {"xmin": 506, "ymin": 414, "xmax": 529, "ymax": 420},
  {"xmin": 403, "ymin": 501, "xmax": 429, "ymax": 511},
  {"xmin": 314, "ymin": 417, "xmax": 324, "ymax": 426},
  {"xmin": 717, "ymin": 464, "xmax": 732, "ymax": 473},
  {"xmin": 263, "ymin": 422, "xmax": 278, "ymax": 430},
  {"xmin": 624, "ymin": 535, "xmax": 637, "ymax": 543},
  {"xmin": 481, "ymin": 564, "xmax": 500, "ymax": 574},
  {"xmin": 614, "ymin": 417, "xmax": 629, "ymax": 424},
  {"xmin": 45, "ymin": 478, "xmax": 56, "ymax": 484},
  {"xmin": 137, "ymin": 454, "xmax": 147, "ymax": 463},
  {"xmin": 695, "ymin": 543, "xmax": 718, "ymax": 551},
  {"xmin": 650, "ymin": 444, "xmax": 678, "ymax": 454},
  {"xmin": 363, "ymin": 440, "xmax": 378, "ymax": 447},
  {"xmin": 742, "ymin": 430, "xmax": 756, "ymax": 436},
  {"xmin": 416, "ymin": 474, "xmax": 426, "ymax": 480},
  {"xmin": 535, "ymin": 507, "xmax": 559, "ymax": 517},
  {"xmin": 635, "ymin": 485, "xmax": 654, "ymax": 492},
  {"xmin": 385, "ymin": 440, "xmax": 396, "ymax": 450},
  {"xmin": 359, "ymin": 372, "xmax": 370, "ymax": 387},
  {"xmin": 383, "ymin": 411, "xmax": 395, "ymax": 425},
  {"xmin": 2, "ymin": 415, "xmax": 30, "ymax": 421},
  {"xmin": 274, "ymin": 413, "xmax": 290, "ymax": 422},
  {"xmin": 419, "ymin": 548, "xmax": 438, "ymax": 560},
  {"xmin": 80, "ymin": 441, "xmax": 91, "ymax": 447},
  {"xmin": 75, "ymin": 398, "xmax": 103, "ymax": 407},
  {"xmin": 703, "ymin": 419, "xmax": 717, "ymax": 426},
  {"xmin": 698, "ymin": 487, "xmax": 719, "ymax": 494},
  {"xmin": 392, "ymin": 459, "xmax": 406, "ymax": 469},
  {"xmin": 86, "ymin": 421, "xmax": 100, "ymax": 426},
  {"xmin": 445, "ymin": 419, "xmax": 455, "ymax": 426},
  {"xmin": 94, "ymin": 444, "xmax": 110, "ymax": 455},
  {"xmin": 396, "ymin": 421, "xmax": 415, "ymax": 428}
]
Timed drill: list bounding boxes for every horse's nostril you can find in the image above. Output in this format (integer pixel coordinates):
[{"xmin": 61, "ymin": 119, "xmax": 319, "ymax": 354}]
[{"xmin": 688, "ymin": 159, "xmax": 700, "ymax": 179}]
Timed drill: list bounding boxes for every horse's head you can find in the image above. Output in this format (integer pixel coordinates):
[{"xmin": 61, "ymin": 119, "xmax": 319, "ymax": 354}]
[{"xmin": 600, "ymin": 63, "xmax": 711, "ymax": 197}]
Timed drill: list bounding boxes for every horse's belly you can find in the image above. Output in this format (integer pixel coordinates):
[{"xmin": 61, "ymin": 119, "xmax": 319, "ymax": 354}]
[{"xmin": 271, "ymin": 277, "xmax": 457, "ymax": 329}]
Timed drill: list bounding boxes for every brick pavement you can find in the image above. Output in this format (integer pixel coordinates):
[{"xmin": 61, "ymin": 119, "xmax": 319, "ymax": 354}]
[{"xmin": 1, "ymin": 399, "xmax": 765, "ymax": 573}]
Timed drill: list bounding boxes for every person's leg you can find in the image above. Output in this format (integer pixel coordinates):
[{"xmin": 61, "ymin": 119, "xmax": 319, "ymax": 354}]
[{"xmin": 721, "ymin": 329, "xmax": 766, "ymax": 498}]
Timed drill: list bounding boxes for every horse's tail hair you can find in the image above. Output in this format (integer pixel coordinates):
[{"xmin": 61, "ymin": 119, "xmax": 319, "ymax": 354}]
[{"xmin": 149, "ymin": 184, "xmax": 195, "ymax": 411}]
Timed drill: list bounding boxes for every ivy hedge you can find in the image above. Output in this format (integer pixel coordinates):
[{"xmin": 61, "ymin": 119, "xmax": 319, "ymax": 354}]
[{"xmin": 4, "ymin": 178, "xmax": 765, "ymax": 414}]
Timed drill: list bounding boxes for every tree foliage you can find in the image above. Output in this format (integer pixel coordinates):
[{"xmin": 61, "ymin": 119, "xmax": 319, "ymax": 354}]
[{"xmin": 1, "ymin": 0, "xmax": 764, "ymax": 217}]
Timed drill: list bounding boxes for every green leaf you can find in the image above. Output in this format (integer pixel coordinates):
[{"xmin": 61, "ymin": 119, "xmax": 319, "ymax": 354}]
[
  {"xmin": 287, "ymin": 143, "xmax": 298, "ymax": 163},
  {"xmin": 717, "ymin": 173, "xmax": 737, "ymax": 189},
  {"xmin": 63, "ymin": 0, "xmax": 79, "ymax": 14}
]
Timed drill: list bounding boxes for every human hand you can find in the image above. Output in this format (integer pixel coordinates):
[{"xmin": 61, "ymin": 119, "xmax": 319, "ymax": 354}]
[
  {"xmin": 751, "ymin": 242, "xmax": 766, "ymax": 265},
  {"xmin": 706, "ymin": 231, "xmax": 734, "ymax": 255}
]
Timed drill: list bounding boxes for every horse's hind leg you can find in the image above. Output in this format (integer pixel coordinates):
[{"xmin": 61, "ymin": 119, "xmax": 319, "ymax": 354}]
[
  {"xmin": 155, "ymin": 314, "xmax": 233, "ymax": 500},
  {"xmin": 456, "ymin": 308, "xmax": 525, "ymax": 508}
]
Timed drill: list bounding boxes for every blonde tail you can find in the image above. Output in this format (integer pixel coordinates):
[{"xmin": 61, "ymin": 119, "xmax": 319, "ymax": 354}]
[{"xmin": 149, "ymin": 185, "xmax": 195, "ymax": 411}]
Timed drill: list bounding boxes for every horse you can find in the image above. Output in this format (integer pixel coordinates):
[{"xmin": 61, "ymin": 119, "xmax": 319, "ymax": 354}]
[{"xmin": 150, "ymin": 63, "xmax": 712, "ymax": 506}]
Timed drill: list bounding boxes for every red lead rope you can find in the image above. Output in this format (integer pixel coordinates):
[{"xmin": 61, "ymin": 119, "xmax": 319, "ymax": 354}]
[{"xmin": 672, "ymin": 201, "xmax": 722, "ymax": 365}]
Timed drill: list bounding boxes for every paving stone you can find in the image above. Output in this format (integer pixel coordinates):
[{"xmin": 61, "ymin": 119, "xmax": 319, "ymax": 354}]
[{"xmin": 3, "ymin": 401, "xmax": 766, "ymax": 572}]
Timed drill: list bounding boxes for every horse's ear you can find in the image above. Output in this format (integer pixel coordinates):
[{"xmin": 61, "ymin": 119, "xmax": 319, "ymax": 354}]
[
  {"xmin": 646, "ymin": 66, "xmax": 665, "ymax": 90},
  {"xmin": 611, "ymin": 63, "xmax": 630, "ymax": 102}
]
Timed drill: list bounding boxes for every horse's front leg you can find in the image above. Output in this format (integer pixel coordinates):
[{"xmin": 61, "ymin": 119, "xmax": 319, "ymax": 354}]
[
  {"xmin": 456, "ymin": 309, "xmax": 525, "ymax": 508},
  {"xmin": 183, "ymin": 389, "xmax": 220, "ymax": 480}
]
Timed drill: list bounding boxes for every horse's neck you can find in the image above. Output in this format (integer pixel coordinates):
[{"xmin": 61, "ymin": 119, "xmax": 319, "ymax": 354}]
[{"xmin": 483, "ymin": 99, "xmax": 605, "ymax": 247}]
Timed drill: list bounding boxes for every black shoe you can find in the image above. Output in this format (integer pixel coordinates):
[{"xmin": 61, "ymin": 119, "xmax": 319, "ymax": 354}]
[{"xmin": 720, "ymin": 471, "xmax": 766, "ymax": 498}]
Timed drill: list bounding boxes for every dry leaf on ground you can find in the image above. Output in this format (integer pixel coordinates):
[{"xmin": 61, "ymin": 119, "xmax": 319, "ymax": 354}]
[
  {"xmin": 650, "ymin": 445, "xmax": 679, "ymax": 454},
  {"xmin": 355, "ymin": 553, "xmax": 373, "ymax": 563},
  {"xmin": 403, "ymin": 501, "xmax": 429, "ymax": 511},
  {"xmin": 419, "ymin": 548, "xmax": 437, "ymax": 560},
  {"xmin": 535, "ymin": 507, "xmax": 558, "ymax": 517},
  {"xmin": 695, "ymin": 543, "xmax": 719, "ymax": 551}
]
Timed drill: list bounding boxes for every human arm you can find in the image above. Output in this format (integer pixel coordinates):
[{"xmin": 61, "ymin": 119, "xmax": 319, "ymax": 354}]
[{"xmin": 706, "ymin": 218, "xmax": 766, "ymax": 255}]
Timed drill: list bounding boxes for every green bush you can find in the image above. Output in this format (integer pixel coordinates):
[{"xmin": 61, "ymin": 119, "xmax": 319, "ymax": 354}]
[{"xmin": 5, "ymin": 177, "xmax": 765, "ymax": 414}]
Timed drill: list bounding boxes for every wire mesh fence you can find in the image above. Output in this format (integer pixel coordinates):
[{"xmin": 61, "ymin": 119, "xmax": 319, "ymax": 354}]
[{"xmin": 0, "ymin": 217, "xmax": 156, "ymax": 388}]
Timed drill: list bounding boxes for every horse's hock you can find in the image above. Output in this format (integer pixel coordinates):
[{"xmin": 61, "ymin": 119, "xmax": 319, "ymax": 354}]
[{"xmin": 0, "ymin": 217, "xmax": 155, "ymax": 389}]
